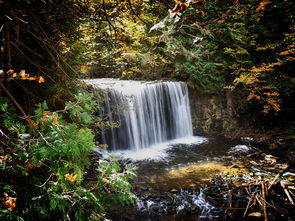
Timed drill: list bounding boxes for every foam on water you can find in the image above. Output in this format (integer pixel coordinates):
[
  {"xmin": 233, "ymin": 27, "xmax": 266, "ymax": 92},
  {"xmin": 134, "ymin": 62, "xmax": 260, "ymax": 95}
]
[
  {"xmin": 229, "ymin": 144, "xmax": 251, "ymax": 153},
  {"xmin": 112, "ymin": 136, "xmax": 207, "ymax": 161}
]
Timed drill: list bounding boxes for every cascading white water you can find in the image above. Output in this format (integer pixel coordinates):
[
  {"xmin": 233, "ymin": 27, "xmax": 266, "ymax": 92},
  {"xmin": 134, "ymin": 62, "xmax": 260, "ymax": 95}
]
[{"xmin": 84, "ymin": 78, "xmax": 193, "ymax": 151}]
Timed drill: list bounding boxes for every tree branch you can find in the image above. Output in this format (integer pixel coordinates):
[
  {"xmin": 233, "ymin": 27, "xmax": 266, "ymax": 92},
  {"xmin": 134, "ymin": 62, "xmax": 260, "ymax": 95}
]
[{"xmin": 0, "ymin": 81, "xmax": 28, "ymax": 118}]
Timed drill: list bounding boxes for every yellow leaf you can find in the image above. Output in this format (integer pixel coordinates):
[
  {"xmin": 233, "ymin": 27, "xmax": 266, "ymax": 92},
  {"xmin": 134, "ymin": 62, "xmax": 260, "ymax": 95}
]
[
  {"xmin": 51, "ymin": 112, "xmax": 59, "ymax": 125},
  {"xmin": 0, "ymin": 155, "xmax": 8, "ymax": 163},
  {"xmin": 28, "ymin": 77, "xmax": 37, "ymax": 81},
  {"xmin": 38, "ymin": 76, "xmax": 45, "ymax": 83},
  {"xmin": 65, "ymin": 173, "xmax": 77, "ymax": 182},
  {"xmin": 7, "ymin": 69, "xmax": 14, "ymax": 75},
  {"xmin": 248, "ymin": 212, "xmax": 262, "ymax": 217}
]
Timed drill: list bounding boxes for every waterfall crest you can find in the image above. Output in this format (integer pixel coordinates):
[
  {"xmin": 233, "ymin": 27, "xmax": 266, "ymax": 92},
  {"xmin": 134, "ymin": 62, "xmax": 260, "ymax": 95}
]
[{"xmin": 84, "ymin": 79, "xmax": 193, "ymax": 150}]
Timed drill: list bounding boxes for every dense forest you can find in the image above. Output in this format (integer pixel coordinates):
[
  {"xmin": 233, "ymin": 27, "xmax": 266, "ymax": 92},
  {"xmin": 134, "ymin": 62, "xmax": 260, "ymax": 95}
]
[{"xmin": 0, "ymin": 0, "xmax": 294, "ymax": 220}]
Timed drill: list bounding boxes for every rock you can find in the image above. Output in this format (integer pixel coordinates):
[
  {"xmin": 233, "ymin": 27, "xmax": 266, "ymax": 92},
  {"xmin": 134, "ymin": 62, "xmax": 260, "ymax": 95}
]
[
  {"xmin": 92, "ymin": 148, "xmax": 109, "ymax": 159},
  {"xmin": 166, "ymin": 206, "xmax": 176, "ymax": 214},
  {"xmin": 124, "ymin": 215, "xmax": 136, "ymax": 221},
  {"xmin": 188, "ymin": 205, "xmax": 198, "ymax": 214},
  {"xmin": 141, "ymin": 193, "xmax": 151, "ymax": 200},
  {"xmin": 249, "ymin": 160, "xmax": 258, "ymax": 165},
  {"xmin": 170, "ymin": 188, "xmax": 178, "ymax": 193},
  {"xmin": 264, "ymin": 154, "xmax": 278, "ymax": 163},
  {"xmin": 140, "ymin": 186, "xmax": 149, "ymax": 191}
]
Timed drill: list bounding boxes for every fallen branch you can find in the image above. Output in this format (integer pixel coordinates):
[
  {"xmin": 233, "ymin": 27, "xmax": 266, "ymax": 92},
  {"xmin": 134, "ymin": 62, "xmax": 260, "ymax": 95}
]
[
  {"xmin": 243, "ymin": 193, "xmax": 253, "ymax": 217},
  {"xmin": 280, "ymin": 180, "xmax": 294, "ymax": 205},
  {"xmin": 261, "ymin": 181, "xmax": 268, "ymax": 221},
  {"xmin": 268, "ymin": 173, "xmax": 280, "ymax": 191},
  {"xmin": 228, "ymin": 189, "xmax": 233, "ymax": 209}
]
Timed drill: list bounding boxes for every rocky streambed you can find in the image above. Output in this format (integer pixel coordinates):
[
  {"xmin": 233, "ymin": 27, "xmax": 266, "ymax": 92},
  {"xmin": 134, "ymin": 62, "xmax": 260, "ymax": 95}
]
[{"xmin": 107, "ymin": 136, "xmax": 295, "ymax": 221}]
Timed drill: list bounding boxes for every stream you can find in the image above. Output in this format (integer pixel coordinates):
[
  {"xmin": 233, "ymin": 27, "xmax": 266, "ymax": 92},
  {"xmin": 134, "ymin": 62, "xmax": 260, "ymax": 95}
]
[
  {"xmin": 109, "ymin": 135, "xmax": 255, "ymax": 221},
  {"xmin": 84, "ymin": 79, "xmax": 259, "ymax": 220}
]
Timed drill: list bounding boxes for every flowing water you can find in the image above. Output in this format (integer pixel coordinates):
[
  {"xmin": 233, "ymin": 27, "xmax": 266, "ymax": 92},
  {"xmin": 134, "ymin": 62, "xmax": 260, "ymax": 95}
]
[
  {"xmin": 84, "ymin": 78, "xmax": 193, "ymax": 151},
  {"xmin": 84, "ymin": 79, "xmax": 254, "ymax": 220},
  {"xmin": 112, "ymin": 137, "xmax": 254, "ymax": 221}
]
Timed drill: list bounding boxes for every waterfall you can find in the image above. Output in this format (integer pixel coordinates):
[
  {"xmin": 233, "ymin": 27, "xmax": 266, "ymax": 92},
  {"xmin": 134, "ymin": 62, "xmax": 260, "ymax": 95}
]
[{"xmin": 84, "ymin": 79, "xmax": 193, "ymax": 151}]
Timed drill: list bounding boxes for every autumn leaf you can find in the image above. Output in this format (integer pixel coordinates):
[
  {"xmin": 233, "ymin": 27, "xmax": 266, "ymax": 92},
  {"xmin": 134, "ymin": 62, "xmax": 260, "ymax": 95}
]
[
  {"xmin": 43, "ymin": 111, "xmax": 51, "ymax": 116},
  {"xmin": 28, "ymin": 77, "xmax": 37, "ymax": 81},
  {"xmin": 4, "ymin": 192, "xmax": 17, "ymax": 211},
  {"xmin": 7, "ymin": 69, "xmax": 14, "ymax": 75},
  {"xmin": 170, "ymin": 0, "xmax": 190, "ymax": 14},
  {"xmin": 27, "ymin": 119, "xmax": 38, "ymax": 127},
  {"xmin": 248, "ymin": 212, "xmax": 262, "ymax": 217},
  {"xmin": 25, "ymin": 163, "xmax": 35, "ymax": 170},
  {"xmin": 19, "ymin": 70, "xmax": 29, "ymax": 79},
  {"xmin": 38, "ymin": 76, "xmax": 45, "ymax": 83},
  {"xmin": 65, "ymin": 173, "xmax": 77, "ymax": 182},
  {"xmin": 41, "ymin": 111, "xmax": 51, "ymax": 123},
  {"xmin": 51, "ymin": 112, "xmax": 59, "ymax": 125},
  {"xmin": 0, "ymin": 155, "xmax": 8, "ymax": 164},
  {"xmin": 256, "ymin": 1, "xmax": 271, "ymax": 12},
  {"xmin": 192, "ymin": 0, "xmax": 202, "ymax": 4}
]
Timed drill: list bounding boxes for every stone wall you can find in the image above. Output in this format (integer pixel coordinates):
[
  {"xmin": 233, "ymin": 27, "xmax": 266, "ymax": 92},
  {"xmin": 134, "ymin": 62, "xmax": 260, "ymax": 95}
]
[{"xmin": 189, "ymin": 89, "xmax": 238, "ymax": 135}]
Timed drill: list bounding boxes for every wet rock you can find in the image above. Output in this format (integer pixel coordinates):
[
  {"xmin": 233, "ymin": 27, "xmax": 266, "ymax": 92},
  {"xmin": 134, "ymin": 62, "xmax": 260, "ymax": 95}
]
[
  {"xmin": 123, "ymin": 215, "xmax": 136, "ymax": 221},
  {"xmin": 92, "ymin": 148, "xmax": 109, "ymax": 159},
  {"xmin": 264, "ymin": 154, "xmax": 278, "ymax": 163},
  {"xmin": 140, "ymin": 186, "xmax": 149, "ymax": 191},
  {"xmin": 230, "ymin": 164, "xmax": 240, "ymax": 169},
  {"xmin": 188, "ymin": 205, "xmax": 198, "ymax": 214},
  {"xmin": 119, "ymin": 159, "xmax": 132, "ymax": 168},
  {"xmin": 170, "ymin": 188, "xmax": 178, "ymax": 193},
  {"xmin": 166, "ymin": 206, "xmax": 177, "ymax": 214},
  {"xmin": 151, "ymin": 205, "xmax": 160, "ymax": 213},
  {"xmin": 141, "ymin": 193, "xmax": 152, "ymax": 200}
]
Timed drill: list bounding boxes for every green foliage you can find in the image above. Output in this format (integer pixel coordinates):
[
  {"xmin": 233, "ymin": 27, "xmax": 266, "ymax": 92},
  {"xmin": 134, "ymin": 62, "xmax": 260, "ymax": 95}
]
[
  {"xmin": 0, "ymin": 93, "xmax": 137, "ymax": 221},
  {"xmin": 65, "ymin": 92, "xmax": 98, "ymax": 125},
  {"xmin": 145, "ymin": 0, "xmax": 294, "ymax": 114}
]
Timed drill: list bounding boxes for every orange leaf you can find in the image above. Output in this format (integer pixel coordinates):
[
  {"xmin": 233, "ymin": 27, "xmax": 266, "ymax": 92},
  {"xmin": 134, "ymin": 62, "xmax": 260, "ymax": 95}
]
[
  {"xmin": 43, "ymin": 111, "xmax": 51, "ymax": 116},
  {"xmin": 38, "ymin": 76, "xmax": 45, "ymax": 83},
  {"xmin": 170, "ymin": 0, "xmax": 190, "ymax": 13},
  {"xmin": 256, "ymin": 1, "xmax": 271, "ymax": 12},
  {"xmin": 4, "ymin": 192, "xmax": 17, "ymax": 211},
  {"xmin": 51, "ymin": 112, "xmax": 59, "ymax": 125},
  {"xmin": 27, "ymin": 119, "xmax": 38, "ymax": 128},
  {"xmin": 25, "ymin": 163, "xmax": 37, "ymax": 170},
  {"xmin": 65, "ymin": 173, "xmax": 77, "ymax": 182},
  {"xmin": 7, "ymin": 69, "xmax": 14, "ymax": 75}
]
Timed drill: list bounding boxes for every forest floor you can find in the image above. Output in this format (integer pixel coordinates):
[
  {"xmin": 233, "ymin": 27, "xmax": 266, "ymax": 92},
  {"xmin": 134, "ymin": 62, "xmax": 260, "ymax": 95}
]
[{"xmin": 213, "ymin": 129, "xmax": 295, "ymax": 220}]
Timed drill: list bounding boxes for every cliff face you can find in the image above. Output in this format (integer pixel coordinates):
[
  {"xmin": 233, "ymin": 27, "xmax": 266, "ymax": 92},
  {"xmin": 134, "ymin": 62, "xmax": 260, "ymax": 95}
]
[{"xmin": 189, "ymin": 89, "xmax": 238, "ymax": 135}]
